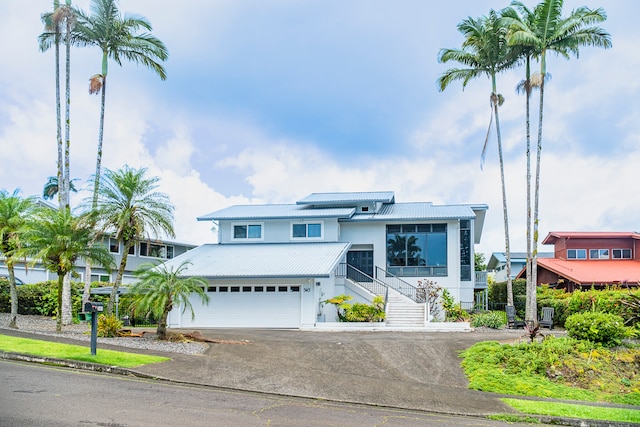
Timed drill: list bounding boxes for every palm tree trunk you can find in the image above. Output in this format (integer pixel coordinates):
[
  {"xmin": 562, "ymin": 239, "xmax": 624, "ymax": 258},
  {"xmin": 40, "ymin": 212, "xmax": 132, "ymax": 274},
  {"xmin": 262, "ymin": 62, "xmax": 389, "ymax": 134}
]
[
  {"xmin": 524, "ymin": 59, "xmax": 534, "ymax": 324},
  {"xmin": 56, "ymin": 273, "xmax": 64, "ymax": 333},
  {"xmin": 54, "ymin": 6, "xmax": 63, "ymax": 212},
  {"xmin": 8, "ymin": 264, "xmax": 18, "ymax": 329},
  {"xmin": 530, "ymin": 76, "xmax": 545, "ymax": 324},
  {"xmin": 62, "ymin": 273, "xmax": 72, "ymax": 325},
  {"xmin": 92, "ymin": 76, "xmax": 107, "ymax": 208},
  {"xmin": 107, "ymin": 239, "xmax": 129, "ymax": 316},
  {"xmin": 157, "ymin": 306, "xmax": 171, "ymax": 340},
  {"xmin": 493, "ymin": 94, "xmax": 513, "ymax": 307}
]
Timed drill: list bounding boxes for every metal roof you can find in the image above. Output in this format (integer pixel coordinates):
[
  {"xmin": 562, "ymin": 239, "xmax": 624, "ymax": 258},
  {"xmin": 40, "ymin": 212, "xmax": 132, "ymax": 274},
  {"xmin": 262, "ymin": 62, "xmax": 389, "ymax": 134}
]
[
  {"xmin": 535, "ymin": 258, "xmax": 640, "ymax": 284},
  {"xmin": 160, "ymin": 242, "xmax": 351, "ymax": 279},
  {"xmin": 542, "ymin": 231, "xmax": 640, "ymax": 244},
  {"xmin": 344, "ymin": 202, "xmax": 485, "ymax": 221},
  {"xmin": 198, "ymin": 204, "xmax": 355, "ymax": 221},
  {"xmin": 296, "ymin": 191, "xmax": 395, "ymax": 205}
]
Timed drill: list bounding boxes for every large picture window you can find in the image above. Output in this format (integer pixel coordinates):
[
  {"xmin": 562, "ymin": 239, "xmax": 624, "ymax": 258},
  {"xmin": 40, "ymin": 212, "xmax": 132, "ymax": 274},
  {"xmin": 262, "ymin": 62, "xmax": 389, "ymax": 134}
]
[{"xmin": 386, "ymin": 224, "xmax": 447, "ymax": 277}]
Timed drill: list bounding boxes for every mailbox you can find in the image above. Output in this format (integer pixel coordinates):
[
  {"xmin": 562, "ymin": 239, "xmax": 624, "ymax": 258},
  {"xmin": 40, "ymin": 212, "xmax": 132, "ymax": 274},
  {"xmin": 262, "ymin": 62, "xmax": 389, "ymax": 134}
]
[{"xmin": 84, "ymin": 301, "xmax": 104, "ymax": 313}]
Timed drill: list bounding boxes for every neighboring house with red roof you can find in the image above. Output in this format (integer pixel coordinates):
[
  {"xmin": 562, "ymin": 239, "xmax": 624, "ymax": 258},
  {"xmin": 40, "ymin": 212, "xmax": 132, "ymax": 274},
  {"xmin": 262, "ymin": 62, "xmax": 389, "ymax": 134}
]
[{"xmin": 523, "ymin": 232, "xmax": 640, "ymax": 291}]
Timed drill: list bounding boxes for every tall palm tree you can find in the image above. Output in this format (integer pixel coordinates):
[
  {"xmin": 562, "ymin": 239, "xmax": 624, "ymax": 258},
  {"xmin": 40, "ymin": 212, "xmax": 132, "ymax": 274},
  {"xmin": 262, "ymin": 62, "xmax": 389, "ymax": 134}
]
[
  {"xmin": 87, "ymin": 166, "xmax": 175, "ymax": 315},
  {"xmin": 0, "ymin": 190, "xmax": 36, "ymax": 329},
  {"xmin": 73, "ymin": 0, "xmax": 168, "ymax": 307},
  {"xmin": 505, "ymin": 0, "xmax": 611, "ymax": 322},
  {"xmin": 437, "ymin": 10, "xmax": 520, "ymax": 306},
  {"xmin": 130, "ymin": 261, "xmax": 209, "ymax": 340},
  {"xmin": 74, "ymin": 0, "xmax": 168, "ymax": 209},
  {"xmin": 39, "ymin": 1, "xmax": 76, "ymax": 210},
  {"xmin": 501, "ymin": 2, "xmax": 540, "ymax": 324},
  {"xmin": 23, "ymin": 208, "xmax": 114, "ymax": 332}
]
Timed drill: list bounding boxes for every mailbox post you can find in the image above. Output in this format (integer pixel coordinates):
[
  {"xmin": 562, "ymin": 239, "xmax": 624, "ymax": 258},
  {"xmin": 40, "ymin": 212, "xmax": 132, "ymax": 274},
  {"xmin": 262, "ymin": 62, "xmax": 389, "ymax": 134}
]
[{"xmin": 84, "ymin": 301, "xmax": 104, "ymax": 355}]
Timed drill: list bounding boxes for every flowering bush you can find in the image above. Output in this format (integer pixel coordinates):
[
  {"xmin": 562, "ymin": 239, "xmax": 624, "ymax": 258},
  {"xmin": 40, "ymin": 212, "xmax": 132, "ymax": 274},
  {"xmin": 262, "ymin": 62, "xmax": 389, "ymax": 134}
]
[{"xmin": 564, "ymin": 312, "xmax": 629, "ymax": 347}]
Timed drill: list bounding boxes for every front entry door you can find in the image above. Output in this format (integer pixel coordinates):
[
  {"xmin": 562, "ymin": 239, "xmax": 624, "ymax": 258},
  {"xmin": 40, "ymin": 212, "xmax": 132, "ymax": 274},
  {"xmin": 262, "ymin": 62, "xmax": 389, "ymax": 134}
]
[{"xmin": 347, "ymin": 250, "xmax": 374, "ymax": 282}]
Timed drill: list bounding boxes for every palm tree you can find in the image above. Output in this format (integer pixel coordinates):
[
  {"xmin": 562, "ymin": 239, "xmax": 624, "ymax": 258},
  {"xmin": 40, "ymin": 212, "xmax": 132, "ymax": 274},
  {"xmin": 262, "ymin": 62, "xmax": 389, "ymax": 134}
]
[
  {"xmin": 437, "ymin": 10, "xmax": 520, "ymax": 306},
  {"xmin": 501, "ymin": 2, "xmax": 539, "ymax": 324},
  {"xmin": 87, "ymin": 166, "xmax": 175, "ymax": 315},
  {"xmin": 505, "ymin": 0, "xmax": 611, "ymax": 323},
  {"xmin": 39, "ymin": 1, "xmax": 76, "ymax": 210},
  {"xmin": 23, "ymin": 208, "xmax": 114, "ymax": 332},
  {"xmin": 129, "ymin": 261, "xmax": 209, "ymax": 340},
  {"xmin": 73, "ymin": 0, "xmax": 168, "ymax": 209},
  {"xmin": 0, "ymin": 190, "xmax": 36, "ymax": 329}
]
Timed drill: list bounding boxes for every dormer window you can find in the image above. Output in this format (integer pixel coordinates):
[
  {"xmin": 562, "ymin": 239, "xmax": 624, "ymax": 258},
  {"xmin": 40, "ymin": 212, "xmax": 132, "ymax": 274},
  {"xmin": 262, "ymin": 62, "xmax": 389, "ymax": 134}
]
[
  {"xmin": 589, "ymin": 249, "xmax": 609, "ymax": 259},
  {"xmin": 361, "ymin": 206, "xmax": 369, "ymax": 212},
  {"xmin": 233, "ymin": 223, "xmax": 263, "ymax": 240},
  {"xmin": 612, "ymin": 248, "xmax": 632, "ymax": 259},
  {"xmin": 567, "ymin": 249, "xmax": 586, "ymax": 259},
  {"xmin": 291, "ymin": 221, "xmax": 323, "ymax": 239}
]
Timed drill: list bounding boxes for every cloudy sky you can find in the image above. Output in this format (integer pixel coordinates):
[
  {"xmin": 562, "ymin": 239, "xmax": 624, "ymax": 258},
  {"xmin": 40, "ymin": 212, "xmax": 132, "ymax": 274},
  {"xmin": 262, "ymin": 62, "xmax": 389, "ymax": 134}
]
[{"xmin": 0, "ymin": 0, "xmax": 637, "ymax": 259}]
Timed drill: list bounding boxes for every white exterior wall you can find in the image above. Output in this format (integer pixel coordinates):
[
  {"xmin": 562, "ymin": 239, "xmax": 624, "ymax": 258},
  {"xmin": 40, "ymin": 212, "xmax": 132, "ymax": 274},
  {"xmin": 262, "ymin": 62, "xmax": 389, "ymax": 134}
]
[
  {"xmin": 339, "ymin": 219, "xmax": 473, "ymax": 305},
  {"xmin": 218, "ymin": 218, "xmax": 340, "ymax": 244}
]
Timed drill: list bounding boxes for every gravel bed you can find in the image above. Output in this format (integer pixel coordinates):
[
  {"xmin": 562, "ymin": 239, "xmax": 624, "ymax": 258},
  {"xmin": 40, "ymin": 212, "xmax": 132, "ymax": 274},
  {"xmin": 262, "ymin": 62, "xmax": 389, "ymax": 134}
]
[{"xmin": 0, "ymin": 313, "xmax": 207, "ymax": 355}]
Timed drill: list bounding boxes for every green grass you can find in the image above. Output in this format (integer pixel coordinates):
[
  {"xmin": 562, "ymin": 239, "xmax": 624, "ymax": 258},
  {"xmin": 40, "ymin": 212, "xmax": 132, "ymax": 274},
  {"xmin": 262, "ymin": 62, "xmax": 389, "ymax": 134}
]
[
  {"xmin": 0, "ymin": 334, "xmax": 169, "ymax": 368},
  {"xmin": 502, "ymin": 398, "xmax": 640, "ymax": 424},
  {"xmin": 460, "ymin": 337, "xmax": 640, "ymax": 423}
]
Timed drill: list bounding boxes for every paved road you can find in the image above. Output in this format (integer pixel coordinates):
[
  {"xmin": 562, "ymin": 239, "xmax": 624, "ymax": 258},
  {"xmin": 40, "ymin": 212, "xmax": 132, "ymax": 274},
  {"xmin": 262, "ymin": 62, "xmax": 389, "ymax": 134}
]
[{"xmin": 0, "ymin": 360, "xmax": 552, "ymax": 427}]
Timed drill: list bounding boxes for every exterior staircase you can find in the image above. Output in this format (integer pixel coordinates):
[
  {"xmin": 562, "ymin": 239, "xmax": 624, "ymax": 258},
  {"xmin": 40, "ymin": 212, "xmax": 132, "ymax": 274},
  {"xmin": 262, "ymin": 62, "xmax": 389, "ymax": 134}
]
[{"xmin": 385, "ymin": 289, "xmax": 426, "ymax": 327}]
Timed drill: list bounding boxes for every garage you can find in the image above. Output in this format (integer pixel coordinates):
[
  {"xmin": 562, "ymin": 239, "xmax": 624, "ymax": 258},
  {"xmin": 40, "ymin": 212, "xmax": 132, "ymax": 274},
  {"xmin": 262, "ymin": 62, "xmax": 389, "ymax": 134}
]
[
  {"xmin": 163, "ymin": 242, "xmax": 350, "ymax": 329},
  {"xmin": 180, "ymin": 283, "xmax": 302, "ymax": 328}
]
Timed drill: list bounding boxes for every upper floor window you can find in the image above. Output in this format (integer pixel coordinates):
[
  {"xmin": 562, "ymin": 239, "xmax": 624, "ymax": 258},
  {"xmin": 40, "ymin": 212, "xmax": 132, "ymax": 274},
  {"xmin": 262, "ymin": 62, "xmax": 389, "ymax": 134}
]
[
  {"xmin": 386, "ymin": 224, "xmax": 447, "ymax": 277},
  {"xmin": 291, "ymin": 222, "xmax": 323, "ymax": 239},
  {"xmin": 108, "ymin": 237, "xmax": 119, "ymax": 254},
  {"xmin": 567, "ymin": 249, "xmax": 587, "ymax": 260},
  {"xmin": 589, "ymin": 249, "xmax": 609, "ymax": 260},
  {"xmin": 139, "ymin": 242, "xmax": 174, "ymax": 259},
  {"xmin": 232, "ymin": 223, "xmax": 263, "ymax": 240},
  {"xmin": 612, "ymin": 248, "xmax": 632, "ymax": 259}
]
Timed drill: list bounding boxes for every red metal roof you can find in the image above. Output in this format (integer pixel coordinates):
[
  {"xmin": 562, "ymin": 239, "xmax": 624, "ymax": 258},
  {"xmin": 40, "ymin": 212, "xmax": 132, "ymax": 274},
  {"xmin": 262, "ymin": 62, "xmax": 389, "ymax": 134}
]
[
  {"xmin": 536, "ymin": 258, "xmax": 640, "ymax": 285},
  {"xmin": 542, "ymin": 231, "xmax": 640, "ymax": 245}
]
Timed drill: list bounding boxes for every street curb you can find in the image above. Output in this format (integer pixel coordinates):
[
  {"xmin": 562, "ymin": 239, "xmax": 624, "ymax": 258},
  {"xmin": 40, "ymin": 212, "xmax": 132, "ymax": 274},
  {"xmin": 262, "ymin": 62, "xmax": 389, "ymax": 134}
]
[{"xmin": 3, "ymin": 350, "xmax": 638, "ymax": 426}]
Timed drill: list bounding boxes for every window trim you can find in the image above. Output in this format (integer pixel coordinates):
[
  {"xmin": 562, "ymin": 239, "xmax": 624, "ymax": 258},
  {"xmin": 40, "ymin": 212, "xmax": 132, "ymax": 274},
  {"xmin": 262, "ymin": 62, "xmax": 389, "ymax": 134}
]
[
  {"xmin": 386, "ymin": 223, "xmax": 448, "ymax": 277},
  {"xmin": 231, "ymin": 222, "xmax": 264, "ymax": 241},
  {"xmin": 567, "ymin": 249, "xmax": 587, "ymax": 260},
  {"xmin": 108, "ymin": 237, "xmax": 120, "ymax": 254},
  {"xmin": 139, "ymin": 242, "xmax": 175, "ymax": 260},
  {"xmin": 290, "ymin": 220, "xmax": 324, "ymax": 240},
  {"xmin": 612, "ymin": 248, "xmax": 632, "ymax": 259},
  {"xmin": 589, "ymin": 249, "xmax": 609, "ymax": 260}
]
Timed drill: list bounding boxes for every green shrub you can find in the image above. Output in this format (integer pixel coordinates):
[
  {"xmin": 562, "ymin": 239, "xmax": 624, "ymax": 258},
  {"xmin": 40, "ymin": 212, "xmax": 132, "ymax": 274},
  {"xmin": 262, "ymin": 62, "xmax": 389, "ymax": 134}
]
[
  {"xmin": 471, "ymin": 311, "xmax": 505, "ymax": 329},
  {"xmin": 324, "ymin": 295, "xmax": 385, "ymax": 322},
  {"xmin": 565, "ymin": 312, "xmax": 629, "ymax": 347},
  {"xmin": 489, "ymin": 278, "xmax": 527, "ymax": 316},
  {"xmin": 97, "ymin": 314, "xmax": 123, "ymax": 337}
]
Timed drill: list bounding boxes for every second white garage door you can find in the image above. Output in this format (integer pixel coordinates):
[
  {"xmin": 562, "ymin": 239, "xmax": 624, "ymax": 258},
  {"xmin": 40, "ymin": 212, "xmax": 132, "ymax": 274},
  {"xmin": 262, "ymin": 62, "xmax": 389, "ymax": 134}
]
[{"xmin": 179, "ymin": 284, "xmax": 302, "ymax": 328}]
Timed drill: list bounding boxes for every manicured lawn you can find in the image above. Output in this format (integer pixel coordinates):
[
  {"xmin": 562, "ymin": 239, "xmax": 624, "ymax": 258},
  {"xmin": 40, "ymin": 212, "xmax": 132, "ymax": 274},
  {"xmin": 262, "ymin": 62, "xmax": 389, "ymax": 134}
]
[
  {"xmin": 502, "ymin": 398, "xmax": 640, "ymax": 424},
  {"xmin": 0, "ymin": 334, "xmax": 169, "ymax": 368}
]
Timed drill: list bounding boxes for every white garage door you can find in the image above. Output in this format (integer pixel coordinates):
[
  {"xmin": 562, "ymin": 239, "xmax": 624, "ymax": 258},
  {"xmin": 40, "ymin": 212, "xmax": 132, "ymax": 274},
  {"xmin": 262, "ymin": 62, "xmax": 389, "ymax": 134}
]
[{"xmin": 179, "ymin": 284, "xmax": 302, "ymax": 328}]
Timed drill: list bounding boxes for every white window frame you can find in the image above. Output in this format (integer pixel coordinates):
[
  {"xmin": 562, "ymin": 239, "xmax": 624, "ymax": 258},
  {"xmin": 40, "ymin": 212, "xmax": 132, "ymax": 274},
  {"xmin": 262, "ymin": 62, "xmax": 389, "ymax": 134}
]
[
  {"xmin": 290, "ymin": 220, "xmax": 324, "ymax": 240},
  {"xmin": 231, "ymin": 222, "xmax": 264, "ymax": 241},
  {"xmin": 567, "ymin": 249, "xmax": 587, "ymax": 260},
  {"xmin": 612, "ymin": 248, "xmax": 632, "ymax": 259},
  {"xmin": 139, "ymin": 242, "xmax": 175, "ymax": 259},
  {"xmin": 108, "ymin": 237, "xmax": 120, "ymax": 254},
  {"xmin": 589, "ymin": 249, "xmax": 609, "ymax": 260}
]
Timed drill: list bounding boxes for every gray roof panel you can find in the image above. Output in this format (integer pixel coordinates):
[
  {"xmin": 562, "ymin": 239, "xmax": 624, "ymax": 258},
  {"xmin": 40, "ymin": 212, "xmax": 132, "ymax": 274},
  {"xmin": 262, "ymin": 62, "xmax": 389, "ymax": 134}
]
[
  {"xmin": 297, "ymin": 191, "xmax": 395, "ymax": 205},
  {"xmin": 344, "ymin": 202, "xmax": 485, "ymax": 221},
  {"xmin": 160, "ymin": 242, "xmax": 351, "ymax": 278},
  {"xmin": 198, "ymin": 204, "xmax": 355, "ymax": 221}
]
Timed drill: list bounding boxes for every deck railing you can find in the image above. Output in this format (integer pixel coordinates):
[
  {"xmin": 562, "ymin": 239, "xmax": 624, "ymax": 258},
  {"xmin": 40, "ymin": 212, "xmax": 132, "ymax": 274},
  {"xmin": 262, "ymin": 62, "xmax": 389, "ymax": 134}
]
[
  {"xmin": 375, "ymin": 266, "xmax": 423, "ymax": 303},
  {"xmin": 336, "ymin": 263, "xmax": 389, "ymax": 304}
]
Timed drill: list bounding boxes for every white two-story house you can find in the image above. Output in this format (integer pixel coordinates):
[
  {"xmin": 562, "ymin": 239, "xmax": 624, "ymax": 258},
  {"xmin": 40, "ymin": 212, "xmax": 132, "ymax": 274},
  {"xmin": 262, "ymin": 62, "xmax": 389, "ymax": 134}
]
[{"xmin": 165, "ymin": 191, "xmax": 488, "ymax": 329}]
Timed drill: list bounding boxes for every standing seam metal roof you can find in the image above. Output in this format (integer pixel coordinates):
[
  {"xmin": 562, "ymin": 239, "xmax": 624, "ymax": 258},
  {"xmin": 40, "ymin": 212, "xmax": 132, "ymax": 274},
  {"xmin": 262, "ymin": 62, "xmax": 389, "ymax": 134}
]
[{"xmin": 160, "ymin": 242, "xmax": 351, "ymax": 278}]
